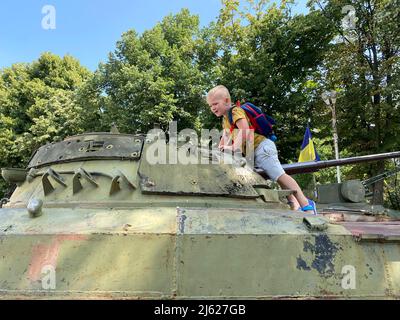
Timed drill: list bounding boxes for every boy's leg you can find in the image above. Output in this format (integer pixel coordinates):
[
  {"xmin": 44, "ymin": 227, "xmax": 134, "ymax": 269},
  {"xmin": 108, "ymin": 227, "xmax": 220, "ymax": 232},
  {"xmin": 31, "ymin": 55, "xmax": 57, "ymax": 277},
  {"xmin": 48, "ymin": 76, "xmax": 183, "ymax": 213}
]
[
  {"xmin": 254, "ymin": 139, "xmax": 313, "ymax": 213},
  {"xmin": 276, "ymin": 174, "xmax": 310, "ymax": 209},
  {"xmin": 287, "ymin": 194, "xmax": 300, "ymax": 210}
]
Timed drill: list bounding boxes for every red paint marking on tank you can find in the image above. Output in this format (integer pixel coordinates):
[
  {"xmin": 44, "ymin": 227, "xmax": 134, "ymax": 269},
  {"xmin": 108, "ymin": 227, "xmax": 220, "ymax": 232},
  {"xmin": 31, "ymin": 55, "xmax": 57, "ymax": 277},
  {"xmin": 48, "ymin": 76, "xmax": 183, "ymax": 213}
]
[
  {"xmin": 341, "ymin": 222, "xmax": 400, "ymax": 237},
  {"xmin": 28, "ymin": 234, "xmax": 87, "ymax": 281}
]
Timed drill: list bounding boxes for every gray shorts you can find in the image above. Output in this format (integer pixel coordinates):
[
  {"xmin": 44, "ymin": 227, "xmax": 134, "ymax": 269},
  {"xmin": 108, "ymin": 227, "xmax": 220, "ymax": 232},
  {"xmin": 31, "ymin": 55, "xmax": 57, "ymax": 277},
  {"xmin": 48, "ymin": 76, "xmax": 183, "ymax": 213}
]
[{"xmin": 254, "ymin": 139, "xmax": 285, "ymax": 182}]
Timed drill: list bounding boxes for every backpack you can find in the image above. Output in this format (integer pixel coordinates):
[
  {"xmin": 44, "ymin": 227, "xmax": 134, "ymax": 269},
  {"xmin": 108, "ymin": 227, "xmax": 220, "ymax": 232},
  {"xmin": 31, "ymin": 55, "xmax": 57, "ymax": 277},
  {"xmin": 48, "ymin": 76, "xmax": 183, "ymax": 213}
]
[{"xmin": 228, "ymin": 101, "xmax": 277, "ymax": 142}]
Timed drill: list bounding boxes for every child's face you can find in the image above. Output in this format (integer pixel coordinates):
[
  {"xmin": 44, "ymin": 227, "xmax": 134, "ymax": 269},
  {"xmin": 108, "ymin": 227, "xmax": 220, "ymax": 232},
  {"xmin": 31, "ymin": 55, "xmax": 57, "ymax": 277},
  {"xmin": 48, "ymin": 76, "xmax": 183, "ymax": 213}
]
[{"xmin": 207, "ymin": 94, "xmax": 230, "ymax": 117}]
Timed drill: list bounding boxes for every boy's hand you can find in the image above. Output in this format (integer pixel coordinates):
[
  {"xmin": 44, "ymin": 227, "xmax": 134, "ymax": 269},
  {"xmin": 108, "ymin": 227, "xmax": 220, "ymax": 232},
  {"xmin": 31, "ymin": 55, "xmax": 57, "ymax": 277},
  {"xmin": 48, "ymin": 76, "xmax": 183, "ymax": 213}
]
[{"xmin": 218, "ymin": 134, "xmax": 231, "ymax": 151}]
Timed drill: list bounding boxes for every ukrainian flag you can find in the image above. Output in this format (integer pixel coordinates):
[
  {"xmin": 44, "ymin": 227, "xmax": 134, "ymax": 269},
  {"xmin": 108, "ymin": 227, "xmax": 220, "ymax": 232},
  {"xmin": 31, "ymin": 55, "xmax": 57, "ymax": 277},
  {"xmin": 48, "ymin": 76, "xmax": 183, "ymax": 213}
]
[{"xmin": 298, "ymin": 125, "xmax": 320, "ymax": 162}]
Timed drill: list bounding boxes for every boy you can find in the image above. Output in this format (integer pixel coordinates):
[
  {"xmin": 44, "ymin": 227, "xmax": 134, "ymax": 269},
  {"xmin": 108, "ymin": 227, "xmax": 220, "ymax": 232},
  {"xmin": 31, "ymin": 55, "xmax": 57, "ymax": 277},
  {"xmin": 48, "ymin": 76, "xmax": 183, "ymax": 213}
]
[{"xmin": 206, "ymin": 85, "xmax": 316, "ymax": 214}]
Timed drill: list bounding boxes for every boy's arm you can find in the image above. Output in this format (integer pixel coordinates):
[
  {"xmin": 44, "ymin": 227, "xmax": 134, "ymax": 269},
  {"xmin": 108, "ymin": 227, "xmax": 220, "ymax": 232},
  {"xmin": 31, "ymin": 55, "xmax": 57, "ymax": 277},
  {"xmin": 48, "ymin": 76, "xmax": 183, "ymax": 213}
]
[
  {"xmin": 219, "ymin": 107, "xmax": 251, "ymax": 153},
  {"xmin": 218, "ymin": 129, "xmax": 231, "ymax": 150},
  {"xmin": 219, "ymin": 120, "xmax": 251, "ymax": 153},
  {"xmin": 232, "ymin": 118, "xmax": 250, "ymax": 153}
]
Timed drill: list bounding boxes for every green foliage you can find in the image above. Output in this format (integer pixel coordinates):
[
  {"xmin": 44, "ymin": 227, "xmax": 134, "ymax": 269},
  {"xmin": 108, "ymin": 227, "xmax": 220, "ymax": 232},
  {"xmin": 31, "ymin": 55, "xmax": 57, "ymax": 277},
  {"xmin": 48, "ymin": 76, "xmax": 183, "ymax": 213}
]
[
  {"xmin": 384, "ymin": 160, "xmax": 400, "ymax": 210},
  {"xmin": 308, "ymin": 0, "xmax": 400, "ymax": 204},
  {"xmin": 84, "ymin": 9, "xmax": 218, "ymax": 134},
  {"xmin": 0, "ymin": 53, "xmax": 94, "ymax": 197},
  {"xmin": 214, "ymin": 0, "xmax": 335, "ymax": 162}
]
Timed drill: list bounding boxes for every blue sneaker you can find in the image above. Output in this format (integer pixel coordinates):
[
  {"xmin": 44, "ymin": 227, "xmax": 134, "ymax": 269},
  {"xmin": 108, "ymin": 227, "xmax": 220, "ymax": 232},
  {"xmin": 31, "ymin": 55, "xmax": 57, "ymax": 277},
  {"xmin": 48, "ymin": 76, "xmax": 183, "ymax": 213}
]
[{"xmin": 300, "ymin": 199, "xmax": 318, "ymax": 215}]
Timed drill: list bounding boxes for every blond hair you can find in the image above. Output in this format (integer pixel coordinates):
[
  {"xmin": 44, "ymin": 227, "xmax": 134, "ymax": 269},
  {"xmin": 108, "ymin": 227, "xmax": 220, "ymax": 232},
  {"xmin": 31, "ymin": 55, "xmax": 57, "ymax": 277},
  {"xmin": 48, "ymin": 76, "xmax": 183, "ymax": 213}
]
[{"xmin": 207, "ymin": 85, "xmax": 231, "ymax": 103}]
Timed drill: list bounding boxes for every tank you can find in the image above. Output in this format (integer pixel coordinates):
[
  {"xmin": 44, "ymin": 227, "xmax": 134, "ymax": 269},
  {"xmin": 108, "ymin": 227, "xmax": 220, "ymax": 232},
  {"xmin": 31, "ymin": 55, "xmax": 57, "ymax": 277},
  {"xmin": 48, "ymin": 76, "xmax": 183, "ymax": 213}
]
[{"xmin": 1, "ymin": 131, "xmax": 400, "ymax": 299}]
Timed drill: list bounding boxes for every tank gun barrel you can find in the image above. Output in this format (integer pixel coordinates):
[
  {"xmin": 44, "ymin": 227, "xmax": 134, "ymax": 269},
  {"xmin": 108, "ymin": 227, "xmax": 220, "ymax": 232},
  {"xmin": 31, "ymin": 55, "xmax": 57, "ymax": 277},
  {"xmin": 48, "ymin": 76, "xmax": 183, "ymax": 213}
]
[{"xmin": 280, "ymin": 151, "xmax": 400, "ymax": 175}]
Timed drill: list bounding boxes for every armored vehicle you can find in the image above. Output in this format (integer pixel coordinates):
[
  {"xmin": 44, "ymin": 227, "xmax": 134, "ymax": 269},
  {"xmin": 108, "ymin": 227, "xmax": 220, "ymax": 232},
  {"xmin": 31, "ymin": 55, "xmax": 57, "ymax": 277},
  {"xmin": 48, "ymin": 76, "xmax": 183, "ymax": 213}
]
[{"xmin": 1, "ymin": 131, "xmax": 400, "ymax": 299}]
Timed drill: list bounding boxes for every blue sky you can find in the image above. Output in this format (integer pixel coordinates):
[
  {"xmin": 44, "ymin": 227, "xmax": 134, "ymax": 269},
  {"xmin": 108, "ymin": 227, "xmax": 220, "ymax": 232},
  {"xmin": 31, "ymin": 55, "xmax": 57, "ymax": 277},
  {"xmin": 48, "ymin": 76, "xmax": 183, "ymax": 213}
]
[{"xmin": 0, "ymin": 0, "xmax": 308, "ymax": 71}]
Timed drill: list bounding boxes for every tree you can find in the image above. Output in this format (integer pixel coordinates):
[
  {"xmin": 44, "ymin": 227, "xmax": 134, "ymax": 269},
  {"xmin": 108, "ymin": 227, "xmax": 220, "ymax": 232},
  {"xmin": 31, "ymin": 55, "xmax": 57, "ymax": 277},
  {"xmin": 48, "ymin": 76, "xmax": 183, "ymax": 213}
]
[
  {"xmin": 309, "ymin": 0, "xmax": 400, "ymax": 204},
  {"xmin": 85, "ymin": 9, "xmax": 218, "ymax": 134},
  {"xmin": 0, "ymin": 53, "xmax": 94, "ymax": 197},
  {"xmin": 213, "ymin": 0, "xmax": 335, "ymax": 161}
]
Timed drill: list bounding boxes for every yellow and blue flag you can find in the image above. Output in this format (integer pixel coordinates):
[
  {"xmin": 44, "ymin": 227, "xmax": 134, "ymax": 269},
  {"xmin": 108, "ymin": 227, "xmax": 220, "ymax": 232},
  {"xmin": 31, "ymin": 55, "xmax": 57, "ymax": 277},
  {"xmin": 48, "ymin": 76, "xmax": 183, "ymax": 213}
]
[{"xmin": 298, "ymin": 124, "xmax": 320, "ymax": 162}]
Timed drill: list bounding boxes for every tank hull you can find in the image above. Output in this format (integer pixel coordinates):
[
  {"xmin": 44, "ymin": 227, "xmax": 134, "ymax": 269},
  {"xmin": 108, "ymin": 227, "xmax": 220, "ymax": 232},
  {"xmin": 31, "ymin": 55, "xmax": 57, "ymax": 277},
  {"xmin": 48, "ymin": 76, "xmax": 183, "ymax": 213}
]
[{"xmin": 1, "ymin": 207, "xmax": 400, "ymax": 299}]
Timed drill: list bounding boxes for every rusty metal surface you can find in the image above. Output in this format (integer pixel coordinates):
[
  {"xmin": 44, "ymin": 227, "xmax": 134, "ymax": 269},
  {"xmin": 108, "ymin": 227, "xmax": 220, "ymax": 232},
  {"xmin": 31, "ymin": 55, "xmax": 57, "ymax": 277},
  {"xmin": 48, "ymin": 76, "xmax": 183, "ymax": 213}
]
[
  {"xmin": 321, "ymin": 212, "xmax": 393, "ymax": 223},
  {"xmin": 340, "ymin": 221, "xmax": 400, "ymax": 239}
]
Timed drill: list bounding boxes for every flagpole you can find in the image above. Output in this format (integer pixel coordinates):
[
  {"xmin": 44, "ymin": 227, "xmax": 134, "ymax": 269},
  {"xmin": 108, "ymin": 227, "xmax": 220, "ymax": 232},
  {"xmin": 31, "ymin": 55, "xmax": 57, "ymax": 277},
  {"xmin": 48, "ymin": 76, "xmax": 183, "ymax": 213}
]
[
  {"xmin": 307, "ymin": 119, "xmax": 318, "ymax": 199},
  {"xmin": 331, "ymin": 100, "xmax": 341, "ymax": 183},
  {"xmin": 321, "ymin": 91, "xmax": 341, "ymax": 183}
]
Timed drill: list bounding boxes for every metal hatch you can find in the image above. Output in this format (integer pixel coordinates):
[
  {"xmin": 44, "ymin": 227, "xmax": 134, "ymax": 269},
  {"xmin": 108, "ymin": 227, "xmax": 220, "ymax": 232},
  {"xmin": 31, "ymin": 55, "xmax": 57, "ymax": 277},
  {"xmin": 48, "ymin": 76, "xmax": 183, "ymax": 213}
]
[{"xmin": 138, "ymin": 140, "xmax": 266, "ymax": 198}]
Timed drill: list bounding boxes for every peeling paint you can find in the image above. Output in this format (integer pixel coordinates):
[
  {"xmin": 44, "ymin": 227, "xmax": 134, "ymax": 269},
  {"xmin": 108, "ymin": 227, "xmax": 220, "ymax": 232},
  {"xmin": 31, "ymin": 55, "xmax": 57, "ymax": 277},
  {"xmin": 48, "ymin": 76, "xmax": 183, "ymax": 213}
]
[
  {"xmin": 296, "ymin": 256, "xmax": 311, "ymax": 271},
  {"xmin": 178, "ymin": 214, "xmax": 187, "ymax": 234},
  {"xmin": 300, "ymin": 235, "xmax": 341, "ymax": 278},
  {"xmin": 240, "ymin": 216, "xmax": 250, "ymax": 227},
  {"xmin": 303, "ymin": 240, "xmax": 315, "ymax": 255},
  {"xmin": 310, "ymin": 235, "xmax": 339, "ymax": 277}
]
